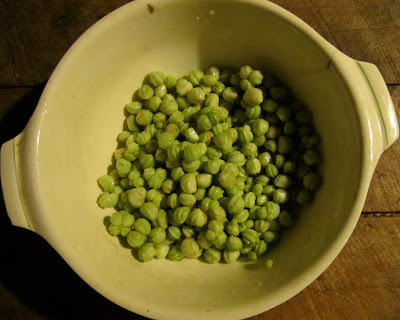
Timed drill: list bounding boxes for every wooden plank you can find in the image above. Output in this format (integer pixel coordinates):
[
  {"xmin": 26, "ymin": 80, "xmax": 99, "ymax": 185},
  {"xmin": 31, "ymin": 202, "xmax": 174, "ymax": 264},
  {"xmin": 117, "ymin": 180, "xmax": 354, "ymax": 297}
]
[
  {"xmin": 251, "ymin": 215, "xmax": 400, "ymax": 319},
  {"xmin": 0, "ymin": 0, "xmax": 131, "ymax": 87},
  {"xmin": 333, "ymin": 28, "xmax": 400, "ymax": 84},
  {"xmin": 251, "ymin": 289, "xmax": 400, "ymax": 320},
  {"xmin": 0, "ymin": 0, "xmax": 399, "ymax": 86},
  {"xmin": 275, "ymin": 0, "xmax": 400, "ymax": 84}
]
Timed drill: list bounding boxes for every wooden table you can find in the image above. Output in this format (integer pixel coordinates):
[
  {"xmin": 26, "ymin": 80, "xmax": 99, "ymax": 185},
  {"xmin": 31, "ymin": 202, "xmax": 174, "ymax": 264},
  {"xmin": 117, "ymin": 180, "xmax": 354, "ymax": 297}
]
[{"xmin": 0, "ymin": 1, "xmax": 399, "ymax": 319}]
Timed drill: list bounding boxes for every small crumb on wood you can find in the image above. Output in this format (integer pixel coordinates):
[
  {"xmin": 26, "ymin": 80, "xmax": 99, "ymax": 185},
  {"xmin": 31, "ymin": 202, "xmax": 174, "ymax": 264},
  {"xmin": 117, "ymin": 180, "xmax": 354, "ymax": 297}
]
[{"xmin": 147, "ymin": 3, "xmax": 155, "ymax": 13}]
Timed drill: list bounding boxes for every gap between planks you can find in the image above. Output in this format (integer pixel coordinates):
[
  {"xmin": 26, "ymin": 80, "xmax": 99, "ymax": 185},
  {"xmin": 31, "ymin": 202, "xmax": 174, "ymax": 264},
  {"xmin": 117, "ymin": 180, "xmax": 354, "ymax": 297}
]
[{"xmin": 362, "ymin": 212, "xmax": 400, "ymax": 217}]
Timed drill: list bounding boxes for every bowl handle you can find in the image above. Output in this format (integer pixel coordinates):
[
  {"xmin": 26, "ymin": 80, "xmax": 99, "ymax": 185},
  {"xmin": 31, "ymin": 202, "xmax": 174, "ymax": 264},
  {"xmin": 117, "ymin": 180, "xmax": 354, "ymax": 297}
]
[
  {"xmin": 357, "ymin": 61, "xmax": 399, "ymax": 150},
  {"xmin": 1, "ymin": 133, "xmax": 32, "ymax": 231}
]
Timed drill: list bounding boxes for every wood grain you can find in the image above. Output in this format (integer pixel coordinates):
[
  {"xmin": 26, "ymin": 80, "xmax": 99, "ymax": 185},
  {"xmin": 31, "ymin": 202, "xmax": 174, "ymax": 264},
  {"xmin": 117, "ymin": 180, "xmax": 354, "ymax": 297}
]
[
  {"xmin": 272, "ymin": 0, "xmax": 400, "ymax": 84},
  {"xmin": 1, "ymin": 0, "xmax": 399, "ymax": 86},
  {"xmin": 0, "ymin": 0, "xmax": 131, "ymax": 87},
  {"xmin": 250, "ymin": 215, "xmax": 400, "ymax": 320}
]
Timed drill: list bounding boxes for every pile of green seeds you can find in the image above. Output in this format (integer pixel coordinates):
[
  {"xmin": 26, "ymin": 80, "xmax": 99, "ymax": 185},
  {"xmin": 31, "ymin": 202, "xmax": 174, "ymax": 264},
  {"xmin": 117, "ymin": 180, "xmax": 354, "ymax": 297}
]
[{"xmin": 97, "ymin": 66, "xmax": 321, "ymax": 264}]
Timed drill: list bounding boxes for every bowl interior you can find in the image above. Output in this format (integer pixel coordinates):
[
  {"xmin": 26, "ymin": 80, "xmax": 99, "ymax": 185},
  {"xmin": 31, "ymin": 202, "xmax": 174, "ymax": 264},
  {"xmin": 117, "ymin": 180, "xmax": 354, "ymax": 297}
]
[{"xmin": 32, "ymin": 0, "xmax": 362, "ymax": 318}]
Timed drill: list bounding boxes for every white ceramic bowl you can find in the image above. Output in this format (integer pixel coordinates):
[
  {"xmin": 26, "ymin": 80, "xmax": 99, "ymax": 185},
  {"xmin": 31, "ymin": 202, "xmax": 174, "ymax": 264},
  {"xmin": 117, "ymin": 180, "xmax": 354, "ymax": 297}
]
[{"xmin": 1, "ymin": 0, "xmax": 398, "ymax": 319}]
